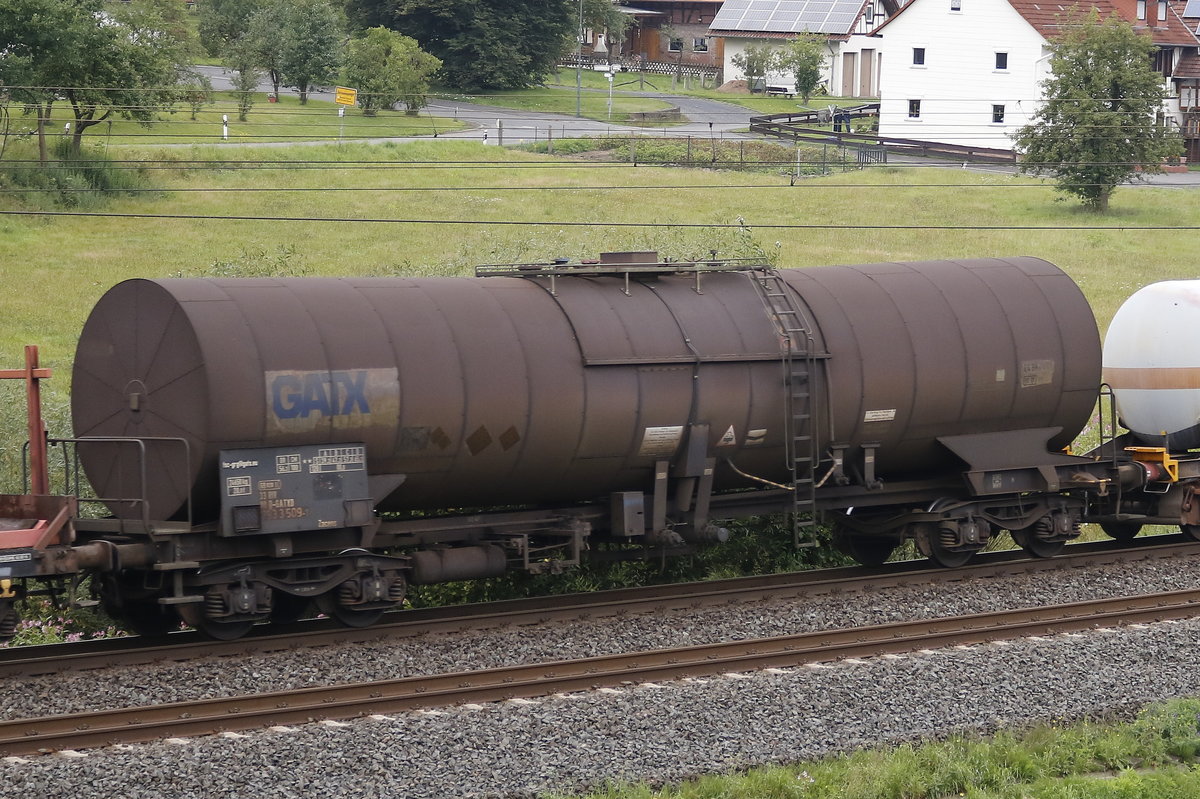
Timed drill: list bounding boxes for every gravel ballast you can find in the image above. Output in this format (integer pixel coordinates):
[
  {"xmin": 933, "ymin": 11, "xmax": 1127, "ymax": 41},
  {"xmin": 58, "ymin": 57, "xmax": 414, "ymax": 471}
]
[{"xmin": 6, "ymin": 554, "xmax": 1200, "ymax": 796}]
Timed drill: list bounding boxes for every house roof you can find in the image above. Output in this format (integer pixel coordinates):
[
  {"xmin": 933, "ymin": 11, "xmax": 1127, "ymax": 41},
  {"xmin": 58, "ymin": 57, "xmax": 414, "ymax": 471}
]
[
  {"xmin": 1176, "ymin": 50, "xmax": 1200, "ymax": 75},
  {"xmin": 707, "ymin": 29, "xmax": 854, "ymax": 40},
  {"xmin": 709, "ymin": 0, "xmax": 873, "ymax": 36},
  {"xmin": 875, "ymin": 0, "xmax": 1199, "ymax": 45}
]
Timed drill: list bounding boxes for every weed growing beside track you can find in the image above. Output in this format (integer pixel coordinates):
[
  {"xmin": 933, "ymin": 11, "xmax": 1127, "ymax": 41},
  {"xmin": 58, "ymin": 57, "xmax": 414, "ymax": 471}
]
[{"xmin": 555, "ymin": 697, "xmax": 1200, "ymax": 799}]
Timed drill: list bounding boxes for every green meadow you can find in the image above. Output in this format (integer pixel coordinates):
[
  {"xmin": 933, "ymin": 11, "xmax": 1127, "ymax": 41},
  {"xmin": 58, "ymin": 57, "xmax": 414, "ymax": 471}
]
[{"xmin": 9, "ymin": 92, "xmax": 466, "ymax": 146}]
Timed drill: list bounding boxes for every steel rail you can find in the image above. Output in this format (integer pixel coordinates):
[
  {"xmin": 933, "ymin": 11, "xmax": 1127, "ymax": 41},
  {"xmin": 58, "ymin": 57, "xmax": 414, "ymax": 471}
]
[
  {"xmin": 3, "ymin": 535, "xmax": 1197, "ymax": 678},
  {"xmin": 5, "ymin": 587, "xmax": 1200, "ymax": 756}
]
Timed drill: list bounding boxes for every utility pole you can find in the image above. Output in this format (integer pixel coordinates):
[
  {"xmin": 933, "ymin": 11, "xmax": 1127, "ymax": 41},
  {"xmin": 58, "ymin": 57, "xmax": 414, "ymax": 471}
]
[{"xmin": 576, "ymin": 0, "xmax": 583, "ymax": 118}]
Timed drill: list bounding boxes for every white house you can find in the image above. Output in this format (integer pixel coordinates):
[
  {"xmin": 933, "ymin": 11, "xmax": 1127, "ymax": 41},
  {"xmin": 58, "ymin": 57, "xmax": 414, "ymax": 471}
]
[
  {"xmin": 873, "ymin": 0, "xmax": 1200, "ymax": 154},
  {"xmin": 708, "ymin": 0, "xmax": 900, "ymax": 98}
]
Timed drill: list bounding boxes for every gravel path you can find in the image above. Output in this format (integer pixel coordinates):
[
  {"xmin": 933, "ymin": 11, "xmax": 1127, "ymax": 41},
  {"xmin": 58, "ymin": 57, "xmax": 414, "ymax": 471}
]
[{"xmin": 6, "ymin": 554, "xmax": 1200, "ymax": 797}]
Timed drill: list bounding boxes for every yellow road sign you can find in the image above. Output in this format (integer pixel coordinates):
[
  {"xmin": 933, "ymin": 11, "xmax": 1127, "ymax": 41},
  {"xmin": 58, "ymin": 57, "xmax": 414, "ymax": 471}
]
[{"xmin": 335, "ymin": 86, "xmax": 358, "ymax": 106}]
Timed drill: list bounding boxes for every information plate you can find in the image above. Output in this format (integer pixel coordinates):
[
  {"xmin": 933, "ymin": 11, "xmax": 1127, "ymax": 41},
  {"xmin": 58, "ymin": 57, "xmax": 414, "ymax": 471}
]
[{"xmin": 218, "ymin": 443, "xmax": 371, "ymax": 536}]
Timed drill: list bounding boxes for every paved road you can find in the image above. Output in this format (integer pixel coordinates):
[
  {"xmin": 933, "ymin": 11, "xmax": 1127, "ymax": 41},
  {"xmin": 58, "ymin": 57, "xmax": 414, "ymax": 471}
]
[
  {"xmin": 193, "ymin": 65, "xmax": 761, "ymax": 144},
  {"xmin": 192, "ymin": 66, "xmax": 1200, "ymax": 186}
]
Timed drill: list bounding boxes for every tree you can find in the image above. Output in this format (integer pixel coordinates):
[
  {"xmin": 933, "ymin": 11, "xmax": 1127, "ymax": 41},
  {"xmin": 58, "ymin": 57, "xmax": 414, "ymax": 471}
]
[
  {"xmin": 350, "ymin": 0, "xmax": 574, "ymax": 91},
  {"xmin": 0, "ymin": 0, "xmax": 194, "ymax": 159},
  {"xmin": 582, "ymin": 0, "xmax": 631, "ymax": 52},
  {"xmin": 198, "ymin": 0, "xmax": 264, "ymax": 57},
  {"xmin": 244, "ymin": 6, "xmax": 287, "ymax": 101},
  {"xmin": 274, "ymin": 0, "xmax": 346, "ymax": 104},
  {"xmin": 181, "ymin": 75, "xmax": 215, "ymax": 121},
  {"xmin": 344, "ymin": 28, "xmax": 442, "ymax": 116},
  {"xmin": 224, "ymin": 37, "xmax": 264, "ymax": 122},
  {"xmin": 773, "ymin": 33, "xmax": 826, "ymax": 104},
  {"xmin": 1013, "ymin": 10, "xmax": 1182, "ymax": 211},
  {"xmin": 730, "ymin": 44, "xmax": 775, "ymax": 91}
]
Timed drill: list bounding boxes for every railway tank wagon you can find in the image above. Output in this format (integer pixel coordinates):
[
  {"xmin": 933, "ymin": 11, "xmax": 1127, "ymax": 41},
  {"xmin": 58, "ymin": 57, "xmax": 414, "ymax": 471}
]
[
  {"xmin": 52, "ymin": 253, "xmax": 1112, "ymax": 637},
  {"xmin": 1098, "ymin": 280, "xmax": 1200, "ymax": 540}
]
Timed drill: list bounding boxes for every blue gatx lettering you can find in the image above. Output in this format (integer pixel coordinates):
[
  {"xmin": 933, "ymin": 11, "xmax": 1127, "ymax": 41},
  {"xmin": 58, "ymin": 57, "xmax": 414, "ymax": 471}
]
[{"xmin": 272, "ymin": 371, "xmax": 371, "ymax": 419}]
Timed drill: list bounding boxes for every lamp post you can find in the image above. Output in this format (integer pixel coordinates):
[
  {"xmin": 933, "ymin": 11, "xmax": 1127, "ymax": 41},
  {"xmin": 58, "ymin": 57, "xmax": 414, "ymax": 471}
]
[
  {"xmin": 576, "ymin": 0, "xmax": 584, "ymax": 118},
  {"xmin": 606, "ymin": 69, "xmax": 614, "ymax": 119}
]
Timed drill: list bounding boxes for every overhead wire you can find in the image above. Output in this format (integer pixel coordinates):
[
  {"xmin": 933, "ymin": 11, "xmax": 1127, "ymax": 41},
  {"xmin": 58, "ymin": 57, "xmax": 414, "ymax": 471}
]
[{"xmin": 2, "ymin": 209, "xmax": 1197, "ymax": 231}]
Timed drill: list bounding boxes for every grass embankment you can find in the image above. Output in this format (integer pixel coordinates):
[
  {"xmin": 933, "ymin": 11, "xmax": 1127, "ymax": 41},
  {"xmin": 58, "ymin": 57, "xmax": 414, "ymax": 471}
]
[
  {"xmin": 6, "ymin": 92, "xmax": 465, "ymax": 147},
  {"xmin": 556, "ymin": 698, "xmax": 1200, "ymax": 799}
]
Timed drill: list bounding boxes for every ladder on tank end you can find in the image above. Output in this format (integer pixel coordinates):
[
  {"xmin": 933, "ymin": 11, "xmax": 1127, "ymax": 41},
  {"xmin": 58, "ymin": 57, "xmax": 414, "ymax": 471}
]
[{"xmin": 749, "ymin": 269, "xmax": 821, "ymax": 548}]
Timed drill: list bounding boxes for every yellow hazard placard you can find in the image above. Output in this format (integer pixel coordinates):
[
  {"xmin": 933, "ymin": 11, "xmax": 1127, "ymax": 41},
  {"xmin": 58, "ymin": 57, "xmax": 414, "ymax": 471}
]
[{"xmin": 334, "ymin": 86, "xmax": 358, "ymax": 106}]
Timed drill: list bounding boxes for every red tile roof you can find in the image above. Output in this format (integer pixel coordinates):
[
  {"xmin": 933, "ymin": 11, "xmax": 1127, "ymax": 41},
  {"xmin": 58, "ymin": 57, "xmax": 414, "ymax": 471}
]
[
  {"xmin": 1176, "ymin": 50, "xmax": 1200, "ymax": 75},
  {"xmin": 875, "ymin": 0, "xmax": 1200, "ymax": 44}
]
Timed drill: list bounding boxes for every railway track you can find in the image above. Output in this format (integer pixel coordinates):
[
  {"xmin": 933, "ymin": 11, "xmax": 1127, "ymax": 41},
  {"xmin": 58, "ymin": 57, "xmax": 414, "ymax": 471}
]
[
  {"xmin": 4, "ymin": 534, "xmax": 1197, "ymax": 678},
  {"xmin": 6, "ymin": 584, "xmax": 1200, "ymax": 757}
]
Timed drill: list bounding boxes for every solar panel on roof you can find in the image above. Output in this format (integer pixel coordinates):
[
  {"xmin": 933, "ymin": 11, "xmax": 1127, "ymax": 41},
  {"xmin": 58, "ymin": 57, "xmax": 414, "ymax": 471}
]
[
  {"xmin": 713, "ymin": 0, "xmax": 868, "ymax": 34},
  {"xmin": 1184, "ymin": 0, "xmax": 1200, "ymax": 15}
]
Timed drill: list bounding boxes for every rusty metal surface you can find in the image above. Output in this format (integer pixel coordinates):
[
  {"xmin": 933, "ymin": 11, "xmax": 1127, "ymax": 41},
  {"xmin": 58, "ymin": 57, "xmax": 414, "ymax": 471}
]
[
  {"xmin": 5, "ymin": 583, "xmax": 1199, "ymax": 756},
  {"xmin": 72, "ymin": 258, "xmax": 1099, "ymax": 521},
  {"xmin": 783, "ymin": 257, "xmax": 1100, "ymax": 480}
]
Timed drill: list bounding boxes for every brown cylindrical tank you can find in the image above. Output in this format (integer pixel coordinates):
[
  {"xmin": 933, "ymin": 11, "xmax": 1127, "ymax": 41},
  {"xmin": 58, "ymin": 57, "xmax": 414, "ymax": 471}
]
[{"xmin": 71, "ymin": 257, "xmax": 1099, "ymax": 521}]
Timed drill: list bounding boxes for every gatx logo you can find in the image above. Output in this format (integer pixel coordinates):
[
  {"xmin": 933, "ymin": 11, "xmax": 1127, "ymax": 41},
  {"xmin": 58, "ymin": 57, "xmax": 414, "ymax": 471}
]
[
  {"xmin": 265, "ymin": 367, "xmax": 399, "ymax": 431},
  {"xmin": 270, "ymin": 370, "xmax": 371, "ymax": 420}
]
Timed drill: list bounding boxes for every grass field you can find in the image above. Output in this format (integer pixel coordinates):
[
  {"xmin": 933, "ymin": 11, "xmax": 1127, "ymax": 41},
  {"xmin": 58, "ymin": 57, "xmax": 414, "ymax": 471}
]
[
  {"xmin": 6, "ymin": 93, "xmax": 465, "ymax": 147},
  {"xmin": 471, "ymin": 67, "xmax": 868, "ymax": 118},
  {"xmin": 440, "ymin": 83, "xmax": 677, "ymax": 124},
  {"xmin": 0, "ymin": 140, "xmax": 1195, "ymax": 381}
]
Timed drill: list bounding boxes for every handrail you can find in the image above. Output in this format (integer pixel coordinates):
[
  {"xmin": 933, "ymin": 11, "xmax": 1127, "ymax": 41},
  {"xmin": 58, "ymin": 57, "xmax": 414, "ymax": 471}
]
[{"xmin": 47, "ymin": 436, "xmax": 194, "ymax": 529}]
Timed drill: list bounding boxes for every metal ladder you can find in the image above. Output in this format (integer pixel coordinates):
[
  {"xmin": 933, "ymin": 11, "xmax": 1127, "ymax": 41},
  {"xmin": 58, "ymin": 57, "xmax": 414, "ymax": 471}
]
[{"xmin": 750, "ymin": 269, "xmax": 821, "ymax": 548}]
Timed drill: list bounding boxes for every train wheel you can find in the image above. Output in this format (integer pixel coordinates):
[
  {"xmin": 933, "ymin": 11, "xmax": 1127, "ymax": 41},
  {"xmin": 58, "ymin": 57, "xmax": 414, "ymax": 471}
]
[
  {"xmin": 832, "ymin": 527, "xmax": 896, "ymax": 567},
  {"xmin": 269, "ymin": 593, "xmax": 312, "ymax": 624},
  {"xmin": 176, "ymin": 603, "xmax": 257, "ymax": 641},
  {"xmin": 1182, "ymin": 525, "xmax": 1200, "ymax": 542},
  {"xmin": 1100, "ymin": 522, "xmax": 1142, "ymax": 542},
  {"xmin": 913, "ymin": 522, "xmax": 973, "ymax": 568},
  {"xmin": 315, "ymin": 592, "xmax": 385, "ymax": 628},
  {"xmin": 194, "ymin": 617, "xmax": 256, "ymax": 641},
  {"xmin": 1011, "ymin": 527, "xmax": 1064, "ymax": 558}
]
